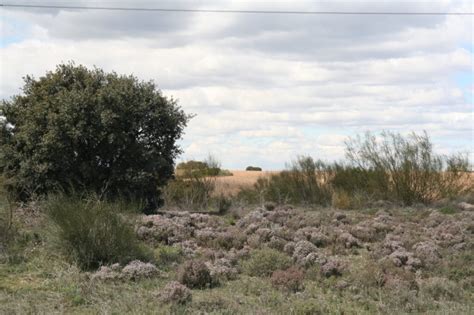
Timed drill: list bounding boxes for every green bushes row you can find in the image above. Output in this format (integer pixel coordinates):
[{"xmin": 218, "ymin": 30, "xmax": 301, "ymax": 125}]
[
  {"xmin": 247, "ymin": 156, "xmax": 332, "ymax": 206},
  {"xmin": 344, "ymin": 131, "xmax": 470, "ymax": 205},
  {"xmin": 239, "ymin": 131, "xmax": 471, "ymax": 207}
]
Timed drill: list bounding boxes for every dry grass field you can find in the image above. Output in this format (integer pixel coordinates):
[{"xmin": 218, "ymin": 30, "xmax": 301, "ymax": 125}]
[
  {"xmin": 214, "ymin": 171, "xmax": 473, "ymax": 198},
  {"xmin": 215, "ymin": 170, "xmax": 474, "ymax": 196},
  {"xmin": 214, "ymin": 170, "xmax": 279, "ymax": 196}
]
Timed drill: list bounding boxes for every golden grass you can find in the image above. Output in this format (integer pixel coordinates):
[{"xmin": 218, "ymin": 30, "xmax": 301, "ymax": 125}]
[
  {"xmin": 214, "ymin": 170, "xmax": 279, "ymax": 196},
  {"xmin": 212, "ymin": 171, "xmax": 473, "ymax": 198}
]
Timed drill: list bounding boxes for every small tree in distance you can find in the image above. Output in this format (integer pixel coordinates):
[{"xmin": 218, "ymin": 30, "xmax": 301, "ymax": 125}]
[
  {"xmin": 0, "ymin": 62, "xmax": 191, "ymax": 213},
  {"xmin": 246, "ymin": 166, "xmax": 262, "ymax": 171}
]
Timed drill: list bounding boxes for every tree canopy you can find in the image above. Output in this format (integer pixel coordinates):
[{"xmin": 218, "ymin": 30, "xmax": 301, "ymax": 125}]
[{"xmin": 0, "ymin": 63, "xmax": 190, "ymax": 212}]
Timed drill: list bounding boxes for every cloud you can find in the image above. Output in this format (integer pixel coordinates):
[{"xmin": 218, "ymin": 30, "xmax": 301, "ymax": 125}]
[{"xmin": 1, "ymin": 0, "xmax": 472, "ymax": 169}]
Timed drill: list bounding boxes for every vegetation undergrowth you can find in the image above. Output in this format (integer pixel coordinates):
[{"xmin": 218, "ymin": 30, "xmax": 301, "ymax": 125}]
[
  {"xmin": 163, "ymin": 155, "xmax": 232, "ymax": 212},
  {"xmin": 237, "ymin": 131, "xmax": 471, "ymax": 208},
  {"xmin": 45, "ymin": 194, "xmax": 153, "ymax": 270}
]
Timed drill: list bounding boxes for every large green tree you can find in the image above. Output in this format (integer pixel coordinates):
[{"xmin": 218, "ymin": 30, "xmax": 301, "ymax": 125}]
[{"xmin": 0, "ymin": 63, "xmax": 190, "ymax": 212}]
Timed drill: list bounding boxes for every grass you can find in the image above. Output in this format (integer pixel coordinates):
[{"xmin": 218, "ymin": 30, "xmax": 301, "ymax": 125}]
[
  {"xmin": 2, "ymin": 252, "xmax": 472, "ymax": 314},
  {"xmin": 45, "ymin": 194, "xmax": 153, "ymax": 270},
  {"xmin": 213, "ymin": 170, "xmax": 277, "ymax": 197},
  {"xmin": 438, "ymin": 206, "xmax": 458, "ymax": 215},
  {"xmin": 0, "ymin": 211, "xmax": 474, "ymax": 314},
  {"xmin": 241, "ymin": 248, "xmax": 292, "ymax": 277}
]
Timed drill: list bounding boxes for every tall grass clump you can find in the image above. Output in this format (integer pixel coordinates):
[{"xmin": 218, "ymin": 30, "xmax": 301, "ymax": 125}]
[
  {"xmin": 345, "ymin": 131, "xmax": 471, "ymax": 205},
  {"xmin": 241, "ymin": 248, "xmax": 292, "ymax": 277},
  {"xmin": 248, "ymin": 156, "xmax": 332, "ymax": 206},
  {"xmin": 163, "ymin": 177, "xmax": 216, "ymax": 210},
  {"xmin": 46, "ymin": 194, "xmax": 151, "ymax": 270}
]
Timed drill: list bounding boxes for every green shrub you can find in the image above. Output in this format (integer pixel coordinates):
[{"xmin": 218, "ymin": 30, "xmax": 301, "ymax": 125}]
[
  {"xmin": 0, "ymin": 62, "xmax": 190, "ymax": 211},
  {"xmin": 46, "ymin": 194, "xmax": 152, "ymax": 270},
  {"xmin": 328, "ymin": 163, "xmax": 391, "ymax": 201},
  {"xmin": 176, "ymin": 155, "xmax": 225, "ymax": 178},
  {"xmin": 155, "ymin": 245, "xmax": 183, "ymax": 267},
  {"xmin": 253, "ymin": 156, "xmax": 332, "ymax": 205},
  {"xmin": 241, "ymin": 248, "xmax": 292, "ymax": 277},
  {"xmin": 163, "ymin": 178, "xmax": 215, "ymax": 210},
  {"xmin": 164, "ymin": 155, "xmax": 232, "ymax": 212},
  {"xmin": 438, "ymin": 206, "xmax": 458, "ymax": 215},
  {"xmin": 217, "ymin": 169, "xmax": 233, "ymax": 177},
  {"xmin": 177, "ymin": 160, "xmax": 215, "ymax": 177},
  {"xmin": 166, "ymin": 157, "xmax": 218, "ymax": 210},
  {"xmin": 246, "ymin": 166, "xmax": 262, "ymax": 171},
  {"xmin": 237, "ymin": 131, "xmax": 470, "ymax": 207},
  {"xmin": 345, "ymin": 131, "xmax": 470, "ymax": 205},
  {"xmin": 236, "ymin": 186, "xmax": 262, "ymax": 205}
]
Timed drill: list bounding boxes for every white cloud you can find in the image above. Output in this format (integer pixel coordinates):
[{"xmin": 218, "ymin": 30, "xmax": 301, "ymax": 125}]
[{"xmin": 1, "ymin": 0, "xmax": 472, "ymax": 169}]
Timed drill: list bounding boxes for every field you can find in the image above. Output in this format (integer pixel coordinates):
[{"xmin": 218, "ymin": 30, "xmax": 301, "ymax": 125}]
[
  {"xmin": 1, "ymin": 190, "xmax": 474, "ymax": 314},
  {"xmin": 214, "ymin": 170, "xmax": 277, "ymax": 196}
]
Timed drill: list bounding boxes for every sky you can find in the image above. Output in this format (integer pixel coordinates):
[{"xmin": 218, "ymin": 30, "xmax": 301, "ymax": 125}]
[{"xmin": 1, "ymin": 0, "xmax": 473, "ymax": 170}]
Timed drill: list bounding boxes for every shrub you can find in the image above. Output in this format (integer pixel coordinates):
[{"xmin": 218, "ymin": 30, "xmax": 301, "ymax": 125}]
[
  {"xmin": 164, "ymin": 155, "xmax": 232, "ymax": 211},
  {"xmin": 327, "ymin": 163, "xmax": 391, "ymax": 201},
  {"xmin": 438, "ymin": 206, "xmax": 458, "ymax": 215},
  {"xmin": 253, "ymin": 156, "xmax": 332, "ymax": 205},
  {"xmin": 177, "ymin": 260, "xmax": 214, "ymax": 289},
  {"xmin": 241, "ymin": 248, "xmax": 292, "ymax": 277},
  {"xmin": 217, "ymin": 169, "xmax": 234, "ymax": 177},
  {"xmin": 320, "ymin": 258, "xmax": 344, "ymax": 277},
  {"xmin": 163, "ymin": 178, "xmax": 215, "ymax": 210},
  {"xmin": 213, "ymin": 229, "xmax": 246, "ymax": 250},
  {"xmin": 345, "ymin": 131, "xmax": 470, "ymax": 205},
  {"xmin": 331, "ymin": 190, "xmax": 364, "ymax": 210},
  {"xmin": 155, "ymin": 245, "xmax": 183, "ymax": 267},
  {"xmin": 0, "ymin": 183, "xmax": 13, "ymax": 253},
  {"xmin": 0, "ymin": 204, "xmax": 21, "ymax": 264},
  {"xmin": 420, "ymin": 277, "xmax": 460, "ymax": 300},
  {"xmin": 176, "ymin": 155, "xmax": 223, "ymax": 178},
  {"xmin": 46, "ymin": 194, "xmax": 152, "ymax": 270},
  {"xmin": 121, "ymin": 260, "xmax": 160, "ymax": 280},
  {"xmin": 271, "ymin": 266, "xmax": 305, "ymax": 292},
  {"xmin": 0, "ymin": 62, "xmax": 190, "ymax": 211},
  {"xmin": 246, "ymin": 166, "xmax": 262, "ymax": 171},
  {"xmin": 159, "ymin": 281, "xmax": 192, "ymax": 304}
]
